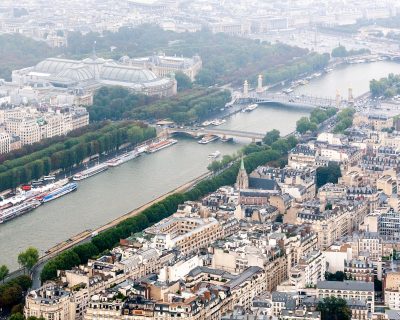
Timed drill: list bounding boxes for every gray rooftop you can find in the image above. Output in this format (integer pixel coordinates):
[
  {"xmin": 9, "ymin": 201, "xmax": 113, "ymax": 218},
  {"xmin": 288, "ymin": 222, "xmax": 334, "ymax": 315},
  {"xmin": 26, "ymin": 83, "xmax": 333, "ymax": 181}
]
[
  {"xmin": 227, "ymin": 266, "xmax": 264, "ymax": 289},
  {"xmin": 317, "ymin": 280, "xmax": 374, "ymax": 292}
]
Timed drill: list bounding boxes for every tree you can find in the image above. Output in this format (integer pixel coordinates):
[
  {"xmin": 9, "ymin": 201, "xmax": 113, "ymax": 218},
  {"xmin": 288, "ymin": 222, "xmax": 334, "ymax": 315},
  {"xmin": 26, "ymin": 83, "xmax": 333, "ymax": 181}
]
[
  {"xmin": 11, "ymin": 303, "xmax": 23, "ymax": 314},
  {"xmin": 17, "ymin": 247, "xmax": 39, "ymax": 273},
  {"xmin": 296, "ymin": 117, "xmax": 317, "ymax": 134},
  {"xmin": 9, "ymin": 313, "xmax": 24, "ymax": 320},
  {"xmin": 331, "ymin": 45, "xmax": 348, "ymax": 58},
  {"xmin": 316, "ymin": 162, "xmax": 342, "ymax": 188},
  {"xmin": 175, "ymin": 72, "xmax": 193, "ymax": 91},
  {"xmin": 317, "ymin": 296, "xmax": 351, "ymax": 320},
  {"xmin": 0, "ymin": 284, "xmax": 23, "ymax": 307},
  {"xmin": 325, "ymin": 271, "xmax": 346, "ymax": 281},
  {"xmin": 271, "ymin": 139, "xmax": 289, "ymax": 155},
  {"xmin": 263, "ymin": 129, "xmax": 280, "ymax": 145},
  {"xmin": 0, "ymin": 264, "xmax": 9, "ymax": 283},
  {"xmin": 195, "ymin": 69, "xmax": 217, "ymax": 86}
]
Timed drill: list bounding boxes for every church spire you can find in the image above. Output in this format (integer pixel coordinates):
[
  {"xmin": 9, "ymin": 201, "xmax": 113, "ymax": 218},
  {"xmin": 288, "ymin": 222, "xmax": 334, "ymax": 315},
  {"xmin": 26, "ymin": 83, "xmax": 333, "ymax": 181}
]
[
  {"xmin": 240, "ymin": 156, "xmax": 245, "ymax": 170},
  {"xmin": 236, "ymin": 156, "xmax": 249, "ymax": 190}
]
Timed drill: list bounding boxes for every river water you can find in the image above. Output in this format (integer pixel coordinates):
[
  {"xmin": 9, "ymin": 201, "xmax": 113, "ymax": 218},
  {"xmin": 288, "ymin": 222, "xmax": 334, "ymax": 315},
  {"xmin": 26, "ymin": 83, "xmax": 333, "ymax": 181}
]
[{"xmin": 2, "ymin": 61, "xmax": 400, "ymax": 270}]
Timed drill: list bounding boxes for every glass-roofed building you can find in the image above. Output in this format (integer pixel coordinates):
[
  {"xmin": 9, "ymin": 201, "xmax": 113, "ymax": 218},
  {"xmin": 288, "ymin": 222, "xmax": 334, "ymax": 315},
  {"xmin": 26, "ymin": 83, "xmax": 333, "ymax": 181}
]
[{"xmin": 11, "ymin": 55, "xmax": 177, "ymax": 98}]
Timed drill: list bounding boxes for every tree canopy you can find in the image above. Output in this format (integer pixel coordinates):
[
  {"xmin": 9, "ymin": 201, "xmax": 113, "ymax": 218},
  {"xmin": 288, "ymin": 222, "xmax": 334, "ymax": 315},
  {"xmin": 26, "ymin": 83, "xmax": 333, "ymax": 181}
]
[
  {"xmin": 333, "ymin": 108, "xmax": 355, "ymax": 134},
  {"xmin": 296, "ymin": 108, "xmax": 337, "ymax": 134},
  {"xmin": 0, "ymin": 265, "xmax": 9, "ymax": 283},
  {"xmin": 17, "ymin": 247, "xmax": 39, "ymax": 272},
  {"xmin": 0, "ymin": 34, "xmax": 56, "ymax": 80},
  {"xmin": 331, "ymin": 45, "xmax": 370, "ymax": 58},
  {"xmin": 370, "ymin": 73, "xmax": 400, "ymax": 98},
  {"xmin": 317, "ymin": 297, "xmax": 351, "ymax": 320},
  {"xmin": 263, "ymin": 129, "xmax": 280, "ymax": 145},
  {"xmin": 175, "ymin": 72, "xmax": 193, "ymax": 91},
  {"xmin": 0, "ymin": 275, "xmax": 32, "ymax": 312},
  {"xmin": 0, "ymin": 121, "xmax": 156, "ymax": 192},
  {"xmin": 65, "ymin": 25, "xmax": 309, "ymax": 86},
  {"xmin": 325, "ymin": 271, "xmax": 346, "ymax": 281},
  {"xmin": 316, "ymin": 162, "xmax": 342, "ymax": 188}
]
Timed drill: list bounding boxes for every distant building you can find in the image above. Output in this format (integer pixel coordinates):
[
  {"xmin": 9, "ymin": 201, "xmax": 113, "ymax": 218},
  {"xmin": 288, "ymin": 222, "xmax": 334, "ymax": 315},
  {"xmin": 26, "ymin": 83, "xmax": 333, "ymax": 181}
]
[
  {"xmin": 12, "ymin": 55, "xmax": 177, "ymax": 99},
  {"xmin": 2, "ymin": 106, "xmax": 89, "ymax": 148},
  {"xmin": 121, "ymin": 53, "xmax": 202, "ymax": 81}
]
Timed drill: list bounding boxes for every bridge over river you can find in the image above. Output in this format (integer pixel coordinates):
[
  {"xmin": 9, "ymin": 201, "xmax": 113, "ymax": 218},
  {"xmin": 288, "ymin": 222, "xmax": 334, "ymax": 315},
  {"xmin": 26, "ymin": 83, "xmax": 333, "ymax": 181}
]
[
  {"xmin": 239, "ymin": 92, "xmax": 337, "ymax": 108},
  {"xmin": 165, "ymin": 127, "xmax": 265, "ymax": 141},
  {"xmin": 232, "ymin": 76, "xmax": 369, "ymax": 109}
]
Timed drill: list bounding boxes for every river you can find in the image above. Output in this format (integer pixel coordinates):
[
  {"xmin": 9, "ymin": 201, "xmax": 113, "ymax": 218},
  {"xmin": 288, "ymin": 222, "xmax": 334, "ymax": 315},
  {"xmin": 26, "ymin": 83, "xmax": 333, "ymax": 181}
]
[{"xmin": 2, "ymin": 60, "xmax": 400, "ymax": 270}]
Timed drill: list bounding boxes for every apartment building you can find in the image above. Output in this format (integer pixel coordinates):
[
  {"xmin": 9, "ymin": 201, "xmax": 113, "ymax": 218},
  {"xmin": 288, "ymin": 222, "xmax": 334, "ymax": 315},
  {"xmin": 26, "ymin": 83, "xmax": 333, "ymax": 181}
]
[
  {"xmin": 24, "ymin": 283, "xmax": 75, "ymax": 320},
  {"xmin": 384, "ymin": 271, "xmax": 400, "ymax": 310},
  {"xmin": 317, "ymin": 281, "xmax": 374, "ymax": 312},
  {"xmin": 288, "ymin": 144, "xmax": 316, "ymax": 169},
  {"xmin": 297, "ymin": 208, "xmax": 351, "ymax": 250},
  {"xmin": 2, "ymin": 106, "xmax": 89, "ymax": 148},
  {"xmin": 344, "ymin": 259, "xmax": 375, "ymax": 282},
  {"xmin": 289, "ymin": 251, "xmax": 326, "ymax": 288},
  {"xmin": 0, "ymin": 132, "xmax": 10, "ymax": 154},
  {"xmin": 351, "ymin": 232, "xmax": 383, "ymax": 261},
  {"xmin": 146, "ymin": 216, "xmax": 223, "ymax": 255}
]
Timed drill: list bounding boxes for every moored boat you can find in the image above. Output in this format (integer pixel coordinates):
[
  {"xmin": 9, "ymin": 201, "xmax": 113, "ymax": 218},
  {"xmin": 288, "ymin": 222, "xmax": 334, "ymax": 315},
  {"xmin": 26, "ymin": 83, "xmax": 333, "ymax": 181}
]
[
  {"xmin": 198, "ymin": 135, "xmax": 219, "ymax": 144},
  {"xmin": 42, "ymin": 183, "xmax": 78, "ymax": 203},
  {"xmin": 201, "ymin": 120, "xmax": 212, "ymax": 127},
  {"xmin": 147, "ymin": 139, "xmax": 178, "ymax": 153},
  {"xmin": 243, "ymin": 104, "xmax": 258, "ymax": 112},
  {"xmin": 73, "ymin": 163, "xmax": 109, "ymax": 181},
  {"xmin": 211, "ymin": 119, "xmax": 226, "ymax": 126},
  {"xmin": 0, "ymin": 200, "xmax": 41, "ymax": 224},
  {"xmin": 106, "ymin": 151, "xmax": 140, "ymax": 167}
]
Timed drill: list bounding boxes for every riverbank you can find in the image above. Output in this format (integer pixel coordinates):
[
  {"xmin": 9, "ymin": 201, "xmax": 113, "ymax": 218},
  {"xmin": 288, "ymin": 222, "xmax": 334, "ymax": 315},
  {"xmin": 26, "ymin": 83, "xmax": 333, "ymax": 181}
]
[
  {"xmin": 8, "ymin": 170, "xmax": 212, "ymax": 287},
  {"xmin": 0, "ymin": 139, "xmax": 241, "ymax": 270}
]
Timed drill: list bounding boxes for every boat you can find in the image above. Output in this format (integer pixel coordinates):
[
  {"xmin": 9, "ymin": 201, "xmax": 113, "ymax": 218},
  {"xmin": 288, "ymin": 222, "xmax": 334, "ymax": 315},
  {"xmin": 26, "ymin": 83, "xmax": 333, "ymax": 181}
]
[
  {"xmin": 0, "ymin": 194, "xmax": 26, "ymax": 208},
  {"xmin": 243, "ymin": 104, "xmax": 258, "ymax": 112},
  {"xmin": 198, "ymin": 135, "xmax": 219, "ymax": 144},
  {"xmin": 201, "ymin": 120, "xmax": 212, "ymax": 127},
  {"xmin": 221, "ymin": 137, "xmax": 233, "ymax": 143},
  {"xmin": 147, "ymin": 139, "xmax": 178, "ymax": 153},
  {"xmin": 283, "ymin": 88, "xmax": 294, "ymax": 94},
  {"xmin": 31, "ymin": 180, "xmax": 44, "ymax": 188},
  {"xmin": 136, "ymin": 144, "xmax": 149, "ymax": 154},
  {"xmin": 208, "ymin": 150, "xmax": 221, "ymax": 159},
  {"xmin": 106, "ymin": 151, "xmax": 140, "ymax": 167},
  {"xmin": 43, "ymin": 175, "xmax": 56, "ymax": 181},
  {"xmin": 42, "ymin": 183, "xmax": 78, "ymax": 203},
  {"xmin": 73, "ymin": 163, "xmax": 109, "ymax": 181},
  {"xmin": 0, "ymin": 200, "xmax": 41, "ymax": 223},
  {"xmin": 211, "ymin": 119, "xmax": 226, "ymax": 126}
]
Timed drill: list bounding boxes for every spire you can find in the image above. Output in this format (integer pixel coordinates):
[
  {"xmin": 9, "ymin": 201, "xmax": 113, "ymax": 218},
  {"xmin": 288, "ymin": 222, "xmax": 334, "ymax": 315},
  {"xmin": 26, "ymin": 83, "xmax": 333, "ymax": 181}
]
[
  {"xmin": 236, "ymin": 155, "xmax": 249, "ymax": 190},
  {"xmin": 92, "ymin": 41, "xmax": 97, "ymax": 59},
  {"xmin": 240, "ymin": 156, "xmax": 245, "ymax": 171}
]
